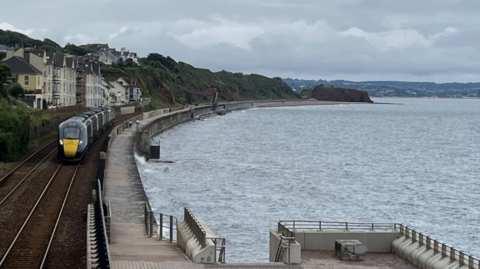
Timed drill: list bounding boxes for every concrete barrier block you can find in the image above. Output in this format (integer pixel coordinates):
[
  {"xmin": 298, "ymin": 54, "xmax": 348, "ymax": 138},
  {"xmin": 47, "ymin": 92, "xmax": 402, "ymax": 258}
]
[
  {"xmin": 269, "ymin": 231, "xmax": 301, "ymax": 264},
  {"xmin": 302, "ymin": 231, "xmax": 366, "ymax": 250},
  {"xmin": 177, "ymin": 219, "xmax": 218, "ymax": 264},
  {"xmin": 365, "ymin": 232, "xmax": 400, "ymax": 252}
]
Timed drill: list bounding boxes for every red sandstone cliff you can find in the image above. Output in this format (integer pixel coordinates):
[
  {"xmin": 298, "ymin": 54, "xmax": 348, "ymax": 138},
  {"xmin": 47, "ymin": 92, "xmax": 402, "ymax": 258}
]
[{"xmin": 310, "ymin": 86, "xmax": 373, "ymax": 103}]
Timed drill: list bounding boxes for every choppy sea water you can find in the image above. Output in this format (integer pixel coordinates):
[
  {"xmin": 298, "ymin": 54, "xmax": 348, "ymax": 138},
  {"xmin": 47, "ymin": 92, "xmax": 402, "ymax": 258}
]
[{"xmin": 135, "ymin": 98, "xmax": 480, "ymax": 262}]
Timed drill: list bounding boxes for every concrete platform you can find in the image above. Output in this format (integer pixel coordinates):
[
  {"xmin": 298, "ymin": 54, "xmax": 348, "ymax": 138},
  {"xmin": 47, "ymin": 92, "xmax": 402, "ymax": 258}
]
[
  {"xmin": 104, "ymin": 126, "xmax": 190, "ymax": 266},
  {"xmin": 300, "ymin": 250, "xmax": 417, "ymax": 269}
]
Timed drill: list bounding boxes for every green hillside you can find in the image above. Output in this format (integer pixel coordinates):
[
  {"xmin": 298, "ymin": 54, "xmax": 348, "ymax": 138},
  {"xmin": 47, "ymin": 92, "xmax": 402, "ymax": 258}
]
[
  {"xmin": 0, "ymin": 29, "xmax": 63, "ymax": 52},
  {"xmin": 104, "ymin": 53, "xmax": 299, "ymax": 108}
]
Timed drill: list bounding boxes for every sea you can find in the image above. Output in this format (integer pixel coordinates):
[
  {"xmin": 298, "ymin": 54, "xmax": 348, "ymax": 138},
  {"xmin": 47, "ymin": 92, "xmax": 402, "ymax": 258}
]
[{"xmin": 135, "ymin": 97, "xmax": 480, "ymax": 262}]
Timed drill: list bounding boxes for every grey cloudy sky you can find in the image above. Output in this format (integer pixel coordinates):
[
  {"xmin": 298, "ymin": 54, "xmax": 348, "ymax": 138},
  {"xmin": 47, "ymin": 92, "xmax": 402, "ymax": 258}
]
[{"xmin": 1, "ymin": 0, "xmax": 479, "ymax": 83}]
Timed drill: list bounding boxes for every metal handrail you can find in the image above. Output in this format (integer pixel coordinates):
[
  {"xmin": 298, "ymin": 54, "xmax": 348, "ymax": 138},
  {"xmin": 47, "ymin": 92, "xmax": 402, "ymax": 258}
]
[
  {"xmin": 143, "ymin": 203, "xmax": 178, "ymax": 242},
  {"xmin": 105, "ymin": 200, "xmax": 111, "ymax": 244},
  {"xmin": 144, "ymin": 202, "xmax": 153, "ymax": 237},
  {"xmin": 156, "ymin": 212, "xmax": 178, "ymax": 243},
  {"xmin": 278, "ymin": 220, "xmax": 400, "ymax": 232},
  {"xmin": 399, "ymin": 224, "xmax": 480, "ymax": 268},
  {"xmin": 274, "ymin": 237, "xmax": 284, "ymax": 262},
  {"xmin": 274, "ymin": 236, "xmax": 295, "ymax": 264},
  {"xmin": 95, "ymin": 179, "xmax": 112, "ymax": 268},
  {"xmin": 206, "ymin": 237, "xmax": 227, "ymax": 263}
]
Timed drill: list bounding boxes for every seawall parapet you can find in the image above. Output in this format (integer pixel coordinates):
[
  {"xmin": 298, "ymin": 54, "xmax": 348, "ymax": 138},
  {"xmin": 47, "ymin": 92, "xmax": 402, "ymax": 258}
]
[
  {"xmin": 134, "ymin": 102, "xmax": 253, "ymax": 159},
  {"xmin": 392, "ymin": 225, "xmax": 480, "ymax": 269}
]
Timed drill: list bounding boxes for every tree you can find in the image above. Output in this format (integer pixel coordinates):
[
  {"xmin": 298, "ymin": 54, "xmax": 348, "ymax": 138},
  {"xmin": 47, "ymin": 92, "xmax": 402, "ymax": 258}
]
[
  {"xmin": 125, "ymin": 58, "xmax": 137, "ymax": 67},
  {"xmin": 0, "ymin": 64, "xmax": 11, "ymax": 98},
  {"xmin": 9, "ymin": 83, "xmax": 25, "ymax": 98},
  {"xmin": 64, "ymin": 44, "xmax": 95, "ymax": 56},
  {"xmin": 116, "ymin": 57, "xmax": 125, "ymax": 67}
]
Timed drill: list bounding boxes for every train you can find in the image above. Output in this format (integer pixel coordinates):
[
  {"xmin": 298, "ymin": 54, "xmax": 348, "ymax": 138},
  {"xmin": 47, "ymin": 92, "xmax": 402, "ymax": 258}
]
[{"xmin": 57, "ymin": 107, "xmax": 116, "ymax": 163}]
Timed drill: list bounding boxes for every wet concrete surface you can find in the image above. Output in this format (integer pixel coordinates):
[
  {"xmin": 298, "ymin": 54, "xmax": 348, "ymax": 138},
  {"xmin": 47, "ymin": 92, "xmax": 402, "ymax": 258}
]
[{"xmin": 104, "ymin": 126, "xmax": 189, "ymax": 264}]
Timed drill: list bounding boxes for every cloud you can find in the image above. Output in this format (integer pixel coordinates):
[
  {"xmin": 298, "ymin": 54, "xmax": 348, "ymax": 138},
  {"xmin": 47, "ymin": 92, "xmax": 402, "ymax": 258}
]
[
  {"xmin": 169, "ymin": 19, "xmax": 264, "ymax": 50},
  {"xmin": 63, "ymin": 34, "xmax": 99, "ymax": 45},
  {"xmin": 339, "ymin": 27, "xmax": 459, "ymax": 51},
  {"xmin": 0, "ymin": 0, "xmax": 479, "ymax": 82},
  {"xmin": 108, "ymin": 26, "xmax": 146, "ymax": 39}
]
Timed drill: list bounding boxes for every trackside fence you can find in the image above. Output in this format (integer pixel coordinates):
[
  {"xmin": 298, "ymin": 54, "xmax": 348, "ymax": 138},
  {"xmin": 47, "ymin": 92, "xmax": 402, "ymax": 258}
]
[{"xmin": 86, "ymin": 136, "xmax": 112, "ymax": 268}]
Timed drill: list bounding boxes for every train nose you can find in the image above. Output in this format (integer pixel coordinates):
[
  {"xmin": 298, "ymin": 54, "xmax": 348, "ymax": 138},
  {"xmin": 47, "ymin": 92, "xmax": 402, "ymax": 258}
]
[{"xmin": 63, "ymin": 140, "xmax": 80, "ymax": 157}]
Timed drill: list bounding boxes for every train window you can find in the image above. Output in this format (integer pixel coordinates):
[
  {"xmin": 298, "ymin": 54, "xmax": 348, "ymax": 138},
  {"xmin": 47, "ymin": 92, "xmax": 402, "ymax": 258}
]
[{"xmin": 64, "ymin": 127, "xmax": 81, "ymax": 139}]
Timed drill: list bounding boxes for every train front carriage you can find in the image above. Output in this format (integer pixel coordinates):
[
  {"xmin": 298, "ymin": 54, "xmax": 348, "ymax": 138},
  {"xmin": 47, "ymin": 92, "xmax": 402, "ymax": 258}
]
[
  {"xmin": 57, "ymin": 119, "xmax": 88, "ymax": 163},
  {"xmin": 57, "ymin": 107, "xmax": 116, "ymax": 164}
]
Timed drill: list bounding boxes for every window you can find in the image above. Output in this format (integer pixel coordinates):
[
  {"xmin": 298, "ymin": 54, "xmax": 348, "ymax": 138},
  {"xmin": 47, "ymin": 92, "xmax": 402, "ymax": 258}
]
[
  {"xmin": 24, "ymin": 75, "xmax": 30, "ymax": 86},
  {"xmin": 63, "ymin": 127, "xmax": 81, "ymax": 139}
]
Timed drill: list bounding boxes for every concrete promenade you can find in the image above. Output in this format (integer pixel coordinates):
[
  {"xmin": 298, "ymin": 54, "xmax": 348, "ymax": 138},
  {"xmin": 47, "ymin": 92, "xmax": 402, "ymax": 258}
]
[{"xmin": 104, "ymin": 125, "xmax": 202, "ymax": 268}]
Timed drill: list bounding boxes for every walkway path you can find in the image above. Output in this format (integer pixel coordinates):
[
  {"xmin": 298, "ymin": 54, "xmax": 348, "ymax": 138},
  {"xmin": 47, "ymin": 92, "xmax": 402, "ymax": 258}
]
[{"xmin": 104, "ymin": 125, "xmax": 199, "ymax": 268}]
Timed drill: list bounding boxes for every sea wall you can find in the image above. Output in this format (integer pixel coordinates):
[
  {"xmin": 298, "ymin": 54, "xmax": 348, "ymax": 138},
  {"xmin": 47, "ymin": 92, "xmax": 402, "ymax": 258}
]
[
  {"xmin": 131, "ymin": 102, "xmax": 251, "ymax": 263},
  {"xmin": 392, "ymin": 225, "xmax": 479, "ymax": 269},
  {"xmin": 134, "ymin": 102, "xmax": 253, "ymax": 158}
]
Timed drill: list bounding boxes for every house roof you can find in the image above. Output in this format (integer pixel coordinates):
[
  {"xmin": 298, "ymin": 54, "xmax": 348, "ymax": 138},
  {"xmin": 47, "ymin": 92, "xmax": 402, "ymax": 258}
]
[
  {"xmin": 65, "ymin": 57, "xmax": 74, "ymax": 68},
  {"xmin": 102, "ymin": 77, "xmax": 115, "ymax": 88},
  {"xmin": 0, "ymin": 44, "xmax": 11, "ymax": 51},
  {"xmin": 54, "ymin": 53, "xmax": 65, "ymax": 67},
  {"xmin": 2, "ymin": 56, "xmax": 42, "ymax": 74},
  {"xmin": 46, "ymin": 51, "xmax": 55, "ymax": 64},
  {"xmin": 25, "ymin": 49, "xmax": 45, "ymax": 57},
  {"xmin": 78, "ymin": 62, "xmax": 93, "ymax": 74},
  {"xmin": 92, "ymin": 63, "xmax": 101, "ymax": 75},
  {"xmin": 78, "ymin": 62, "xmax": 101, "ymax": 75}
]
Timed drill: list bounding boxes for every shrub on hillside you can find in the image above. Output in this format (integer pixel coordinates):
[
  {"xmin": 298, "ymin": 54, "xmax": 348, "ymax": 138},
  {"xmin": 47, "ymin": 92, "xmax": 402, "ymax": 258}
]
[{"xmin": 0, "ymin": 101, "xmax": 30, "ymax": 162}]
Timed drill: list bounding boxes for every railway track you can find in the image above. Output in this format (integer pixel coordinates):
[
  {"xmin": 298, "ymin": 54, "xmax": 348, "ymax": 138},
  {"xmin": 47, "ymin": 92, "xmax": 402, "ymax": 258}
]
[
  {"xmin": 0, "ymin": 163, "xmax": 80, "ymax": 269},
  {"xmin": 0, "ymin": 110, "xmax": 142, "ymax": 268},
  {"xmin": 0, "ymin": 140, "xmax": 57, "ymax": 184},
  {"xmin": 114, "ymin": 111, "xmax": 143, "ymax": 126}
]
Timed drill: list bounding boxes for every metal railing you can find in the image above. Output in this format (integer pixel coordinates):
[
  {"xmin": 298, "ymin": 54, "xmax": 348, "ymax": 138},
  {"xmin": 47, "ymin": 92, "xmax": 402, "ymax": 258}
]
[
  {"xmin": 105, "ymin": 200, "xmax": 111, "ymax": 244},
  {"xmin": 143, "ymin": 203, "xmax": 178, "ymax": 243},
  {"xmin": 157, "ymin": 212, "xmax": 178, "ymax": 243},
  {"xmin": 278, "ymin": 220, "xmax": 400, "ymax": 236},
  {"xmin": 90, "ymin": 179, "xmax": 112, "ymax": 268},
  {"xmin": 399, "ymin": 225, "xmax": 480, "ymax": 269},
  {"xmin": 278, "ymin": 221, "xmax": 480, "ymax": 269},
  {"xmin": 184, "ymin": 207, "xmax": 206, "ymax": 248},
  {"xmin": 144, "ymin": 202, "xmax": 154, "ymax": 237},
  {"xmin": 206, "ymin": 237, "xmax": 226, "ymax": 263},
  {"xmin": 275, "ymin": 236, "xmax": 296, "ymax": 264}
]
